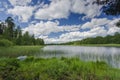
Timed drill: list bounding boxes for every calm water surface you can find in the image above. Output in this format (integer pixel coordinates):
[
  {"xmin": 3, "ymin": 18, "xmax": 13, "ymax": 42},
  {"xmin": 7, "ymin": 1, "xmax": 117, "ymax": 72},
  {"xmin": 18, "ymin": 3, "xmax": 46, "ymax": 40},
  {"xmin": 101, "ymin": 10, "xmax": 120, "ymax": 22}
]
[{"xmin": 38, "ymin": 45, "xmax": 120, "ymax": 68}]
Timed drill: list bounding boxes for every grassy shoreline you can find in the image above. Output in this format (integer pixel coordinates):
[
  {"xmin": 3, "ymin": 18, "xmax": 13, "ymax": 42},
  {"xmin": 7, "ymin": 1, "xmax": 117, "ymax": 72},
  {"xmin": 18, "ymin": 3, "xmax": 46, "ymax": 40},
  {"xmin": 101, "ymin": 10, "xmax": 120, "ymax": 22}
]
[
  {"xmin": 0, "ymin": 45, "xmax": 120, "ymax": 79},
  {"xmin": 0, "ymin": 44, "xmax": 120, "ymax": 57},
  {"xmin": 65, "ymin": 44, "xmax": 120, "ymax": 47},
  {"xmin": 0, "ymin": 46, "xmax": 43, "ymax": 57},
  {"xmin": 0, "ymin": 57, "xmax": 120, "ymax": 80}
]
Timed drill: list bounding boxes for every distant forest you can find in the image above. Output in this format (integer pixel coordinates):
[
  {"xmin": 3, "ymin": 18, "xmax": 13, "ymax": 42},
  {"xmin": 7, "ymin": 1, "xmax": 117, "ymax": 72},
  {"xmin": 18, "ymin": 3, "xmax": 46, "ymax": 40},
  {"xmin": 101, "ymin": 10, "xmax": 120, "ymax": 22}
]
[
  {"xmin": 64, "ymin": 32, "xmax": 120, "ymax": 45},
  {"xmin": 0, "ymin": 17, "xmax": 44, "ymax": 46}
]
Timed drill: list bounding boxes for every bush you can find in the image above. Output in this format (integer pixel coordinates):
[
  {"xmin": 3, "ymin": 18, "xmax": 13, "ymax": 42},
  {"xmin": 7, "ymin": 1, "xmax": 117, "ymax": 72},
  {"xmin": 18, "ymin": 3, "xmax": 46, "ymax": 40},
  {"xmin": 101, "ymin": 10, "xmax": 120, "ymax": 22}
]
[
  {"xmin": 0, "ymin": 58, "xmax": 20, "ymax": 80},
  {"xmin": 0, "ymin": 39, "xmax": 13, "ymax": 47}
]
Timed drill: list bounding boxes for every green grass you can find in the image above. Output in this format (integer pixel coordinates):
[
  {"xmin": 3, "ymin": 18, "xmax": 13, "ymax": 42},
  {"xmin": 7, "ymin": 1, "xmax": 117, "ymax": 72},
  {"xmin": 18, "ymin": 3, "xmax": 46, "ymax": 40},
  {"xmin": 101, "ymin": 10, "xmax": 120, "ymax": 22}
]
[
  {"xmin": 72, "ymin": 44, "xmax": 120, "ymax": 47},
  {"xmin": 0, "ymin": 57, "xmax": 120, "ymax": 80},
  {"xmin": 0, "ymin": 45, "xmax": 120, "ymax": 79},
  {"xmin": 0, "ymin": 46, "xmax": 43, "ymax": 57}
]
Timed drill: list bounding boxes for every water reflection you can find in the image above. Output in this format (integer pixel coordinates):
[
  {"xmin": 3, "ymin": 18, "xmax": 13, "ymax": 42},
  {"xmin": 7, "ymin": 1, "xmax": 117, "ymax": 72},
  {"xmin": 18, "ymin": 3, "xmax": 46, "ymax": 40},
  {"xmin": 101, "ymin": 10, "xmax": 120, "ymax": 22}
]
[{"xmin": 39, "ymin": 45, "xmax": 120, "ymax": 68}]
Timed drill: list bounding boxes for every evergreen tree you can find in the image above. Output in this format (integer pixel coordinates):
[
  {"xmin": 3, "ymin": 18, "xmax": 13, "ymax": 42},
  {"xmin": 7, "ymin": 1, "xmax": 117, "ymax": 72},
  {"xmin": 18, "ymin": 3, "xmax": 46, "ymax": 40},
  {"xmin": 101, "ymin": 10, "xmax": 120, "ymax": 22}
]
[
  {"xmin": 0, "ymin": 22, "xmax": 3, "ymax": 34},
  {"xmin": 116, "ymin": 20, "xmax": 120, "ymax": 27},
  {"xmin": 5, "ymin": 17, "xmax": 15, "ymax": 40},
  {"xmin": 0, "ymin": 17, "xmax": 44, "ymax": 46},
  {"xmin": 0, "ymin": 22, "xmax": 5, "ymax": 35},
  {"xmin": 101, "ymin": 0, "xmax": 120, "ymax": 15}
]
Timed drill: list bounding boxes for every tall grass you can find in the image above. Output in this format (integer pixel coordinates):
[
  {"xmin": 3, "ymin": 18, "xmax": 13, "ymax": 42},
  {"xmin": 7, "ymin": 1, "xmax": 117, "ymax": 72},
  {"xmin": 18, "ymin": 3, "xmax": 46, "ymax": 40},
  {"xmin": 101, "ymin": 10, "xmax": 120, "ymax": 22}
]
[
  {"xmin": 72, "ymin": 44, "xmax": 120, "ymax": 47},
  {"xmin": 0, "ymin": 46, "xmax": 43, "ymax": 57},
  {"xmin": 0, "ymin": 57, "xmax": 120, "ymax": 80}
]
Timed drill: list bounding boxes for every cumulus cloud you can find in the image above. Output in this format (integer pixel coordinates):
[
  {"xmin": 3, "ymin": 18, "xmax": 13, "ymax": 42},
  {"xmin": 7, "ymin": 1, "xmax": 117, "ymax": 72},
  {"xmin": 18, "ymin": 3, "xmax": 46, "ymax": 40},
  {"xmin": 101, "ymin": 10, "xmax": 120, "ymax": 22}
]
[
  {"xmin": 22, "ymin": 18, "xmax": 120, "ymax": 44},
  {"xmin": 2, "ymin": 0, "xmax": 120, "ymax": 44},
  {"xmin": 57, "ymin": 27, "xmax": 107, "ymax": 42},
  {"xmin": 45, "ymin": 27, "xmax": 120, "ymax": 44},
  {"xmin": 8, "ymin": 6, "xmax": 35, "ymax": 22},
  {"xmin": 35, "ymin": 0, "xmax": 71, "ymax": 20},
  {"xmin": 42, "ymin": 18, "xmax": 120, "ymax": 44},
  {"xmin": 7, "ymin": 0, "xmax": 103, "ymax": 22},
  {"xmin": 108, "ymin": 27, "xmax": 120, "ymax": 35},
  {"xmin": 81, "ymin": 18, "xmax": 110, "ymax": 29},
  {"xmin": 35, "ymin": 0, "xmax": 102, "ymax": 20},
  {"xmin": 8, "ymin": 0, "xmax": 31, "ymax": 6},
  {"xmin": 71, "ymin": 0, "xmax": 102, "ymax": 19},
  {"xmin": 23, "ymin": 20, "xmax": 81, "ymax": 37}
]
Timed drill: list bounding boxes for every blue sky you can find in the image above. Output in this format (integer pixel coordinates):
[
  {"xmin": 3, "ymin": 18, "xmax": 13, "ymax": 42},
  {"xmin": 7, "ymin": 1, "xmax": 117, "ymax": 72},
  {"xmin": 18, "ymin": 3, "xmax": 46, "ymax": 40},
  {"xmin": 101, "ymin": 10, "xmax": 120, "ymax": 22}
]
[{"xmin": 0, "ymin": 0, "xmax": 120, "ymax": 43}]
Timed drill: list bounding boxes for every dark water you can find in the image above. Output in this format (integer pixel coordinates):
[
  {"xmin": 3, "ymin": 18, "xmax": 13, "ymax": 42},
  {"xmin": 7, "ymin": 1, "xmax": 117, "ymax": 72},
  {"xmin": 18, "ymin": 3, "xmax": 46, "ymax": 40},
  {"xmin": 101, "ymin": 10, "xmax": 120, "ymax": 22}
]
[{"xmin": 38, "ymin": 45, "xmax": 120, "ymax": 68}]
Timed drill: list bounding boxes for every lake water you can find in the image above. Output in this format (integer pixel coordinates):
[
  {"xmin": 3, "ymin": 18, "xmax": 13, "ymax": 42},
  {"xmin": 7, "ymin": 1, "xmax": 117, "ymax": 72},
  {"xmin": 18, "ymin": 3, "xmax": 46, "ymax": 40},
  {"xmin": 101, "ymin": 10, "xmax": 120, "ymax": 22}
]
[{"xmin": 38, "ymin": 45, "xmax": 120, "ymax": 68}]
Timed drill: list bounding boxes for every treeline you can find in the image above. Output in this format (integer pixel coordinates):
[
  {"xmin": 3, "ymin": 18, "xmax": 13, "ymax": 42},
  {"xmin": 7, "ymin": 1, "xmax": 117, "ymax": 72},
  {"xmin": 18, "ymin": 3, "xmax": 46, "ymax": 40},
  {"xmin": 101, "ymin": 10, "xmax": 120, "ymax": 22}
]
[
  {"xmin": 64, "ymin": 32, "xmax": 120, "ymax": 45},
  {"xmin": 0, "ymin": 17, "xmax": 44, "ymax": 46}
]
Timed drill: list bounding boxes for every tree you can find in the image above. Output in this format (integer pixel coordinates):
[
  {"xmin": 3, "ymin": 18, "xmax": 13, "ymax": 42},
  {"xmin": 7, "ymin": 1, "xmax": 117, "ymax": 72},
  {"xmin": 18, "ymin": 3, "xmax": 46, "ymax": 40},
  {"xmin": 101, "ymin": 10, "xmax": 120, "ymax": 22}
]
[
  {"xmin": 0, "ymin": 22, "xmax": 3, "ymax": 34},
  {"xmin": 116, "ymin": 20, "xmax": 120, "ymax": 27},
  {"xmin": 0, "ymin": 22, "xmax": 5, "ymax": 34},
  {"xmin": 5, "ymin": 17, "xmax": 15, "ymax": 40},
  {"xmin": 35, "ymin": 38, "xmax": 44, "ymax": 45},
  {"xmin": 22, "ymin": 31, "xmax": 30, "ymax": 45},
  {"xmin": 101, "ymin": 0, "xmax": 120, "ymax": 15},
  {"xmin": 0, "ymin": 17, "xmax": 44, "ymax": 46}
]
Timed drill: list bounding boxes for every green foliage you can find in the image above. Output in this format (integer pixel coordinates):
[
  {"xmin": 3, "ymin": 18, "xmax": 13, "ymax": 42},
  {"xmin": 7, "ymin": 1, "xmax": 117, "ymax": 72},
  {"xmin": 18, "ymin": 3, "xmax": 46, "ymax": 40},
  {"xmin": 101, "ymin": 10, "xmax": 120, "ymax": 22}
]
[
  {"xmin": 5, "ymin": 17, "xmax": 15, "ymax": 40},
  {"xmin": 0, "ymin": 57, "xmax": 120, "ymax": 80},
  {"xmin": 0, "ymin": 46, "xmax": 43, "ymax": 57},
  {"xmin": 116, "ymin": 20, "xmax": 120, "ymax": 27},
  {"xmin": 101, "ymin": 0, "xmax": 120, "ymax": 15},
  {"xmin": 0, "ymin": 17, "xmax": 44, "ymax": 46},
  {"xmin": 0, "ymin": 39, "xmax": 13, "ymax": 47},
  {"xmin": 0, "ymin": 58, "xmax": 20, "ymax": 80}
]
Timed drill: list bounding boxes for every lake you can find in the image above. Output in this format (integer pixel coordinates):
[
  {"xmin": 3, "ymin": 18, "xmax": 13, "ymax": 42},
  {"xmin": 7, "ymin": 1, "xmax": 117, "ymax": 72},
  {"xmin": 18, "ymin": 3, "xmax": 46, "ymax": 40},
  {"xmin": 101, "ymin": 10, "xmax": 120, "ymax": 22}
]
[{"xmin": 38, "ymin": 45, "xmax": 120, "ymax": 68}]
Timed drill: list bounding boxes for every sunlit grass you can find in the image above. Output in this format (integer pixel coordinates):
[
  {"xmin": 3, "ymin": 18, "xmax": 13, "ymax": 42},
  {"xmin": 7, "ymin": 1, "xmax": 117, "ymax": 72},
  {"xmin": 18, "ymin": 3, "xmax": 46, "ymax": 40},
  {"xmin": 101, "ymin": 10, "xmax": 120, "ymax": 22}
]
[
  {"xmin": 0, "ymin": 57, "xmax": 120, "ymax": 80},
  {"xmin": 0, "ymin": 46, "xmax": 43, "ymax": 57},
  {"xmin": 73, "ymin": 44, "xmax": 120, "ymax": 47}
]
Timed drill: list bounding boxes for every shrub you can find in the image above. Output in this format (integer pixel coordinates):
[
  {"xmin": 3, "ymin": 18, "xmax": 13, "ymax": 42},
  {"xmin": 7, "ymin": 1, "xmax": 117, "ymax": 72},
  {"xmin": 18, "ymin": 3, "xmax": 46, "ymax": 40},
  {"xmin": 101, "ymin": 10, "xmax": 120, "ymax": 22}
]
[
  {"xmin": 0, "ymin": 58, "xmax": 20, "ymax": 80},
  {"xmin": 0, "ymin": 39, "xmax": 13, "ymax": 47}
]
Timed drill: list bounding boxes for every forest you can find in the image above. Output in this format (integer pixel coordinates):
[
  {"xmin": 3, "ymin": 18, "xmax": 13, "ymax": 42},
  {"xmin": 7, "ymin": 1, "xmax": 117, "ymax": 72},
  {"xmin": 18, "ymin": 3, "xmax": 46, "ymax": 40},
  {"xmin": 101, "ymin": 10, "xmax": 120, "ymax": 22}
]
[
  {"xmin": 64, "ymin": 32, "xmax": 120, "ymax": 45},
  {"xmin": 0, "ymin": 17, "xmax": 44, "ymax": 47}
]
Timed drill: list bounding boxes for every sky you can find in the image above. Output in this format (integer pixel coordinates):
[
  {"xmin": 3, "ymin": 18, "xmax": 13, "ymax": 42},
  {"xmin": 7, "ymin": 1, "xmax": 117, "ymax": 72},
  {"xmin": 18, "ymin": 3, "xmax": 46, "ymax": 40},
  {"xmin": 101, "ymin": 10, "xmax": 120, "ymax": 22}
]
[{"xmin": 0, "ymin": 0, "xmax": 120, "ymax": 44}]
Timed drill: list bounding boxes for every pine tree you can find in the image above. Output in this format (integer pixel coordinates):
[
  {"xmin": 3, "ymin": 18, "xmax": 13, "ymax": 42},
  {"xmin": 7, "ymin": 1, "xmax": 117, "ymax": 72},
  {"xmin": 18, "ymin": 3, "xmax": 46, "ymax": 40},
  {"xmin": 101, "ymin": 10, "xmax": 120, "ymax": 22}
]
[{"xmin": 5, "ymin": 17, "xmax": 15, "ymax": 40}]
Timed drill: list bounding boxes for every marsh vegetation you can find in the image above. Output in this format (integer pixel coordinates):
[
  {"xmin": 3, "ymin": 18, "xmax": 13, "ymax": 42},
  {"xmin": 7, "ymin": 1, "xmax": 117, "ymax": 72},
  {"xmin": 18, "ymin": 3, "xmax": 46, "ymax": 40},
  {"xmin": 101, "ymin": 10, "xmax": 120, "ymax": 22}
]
[{"xmin": 0, "ymin": 57, "xmax": 120, "ymax": 80}]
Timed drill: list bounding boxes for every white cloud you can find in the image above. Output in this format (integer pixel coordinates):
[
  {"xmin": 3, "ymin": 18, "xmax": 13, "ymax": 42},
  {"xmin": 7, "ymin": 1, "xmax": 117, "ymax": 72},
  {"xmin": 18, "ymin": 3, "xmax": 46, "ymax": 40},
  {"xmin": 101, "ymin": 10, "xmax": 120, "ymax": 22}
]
[
  {"xmin": 7, "ymin": 0, "xmax": 103, "ymax": 21},
  {"xmin": 35, "ymin": 0, "xmax": 71, "ymax": 20},
  {"xmin": 81, "ymin": 18, "xmax": 110, "ymax": 29},
  {"xmin": 71, "ymin": 0, "xmax": 102, "ymax": 19},
  {"xmin": 107, "ymin": 27, "xmax": 120, "ymax": 35},
  {"xmin": 8, "ymin": 0, "xmax": 31, "ymax": 6},
  {"xmin": 22, "ymin": 18, "xmax": 120, "ymax": 44},
  {"xmin": 58, "ymin": 27, "xmax": 107, "ymax": 42},
  {"xmin": 108, "ymin": 18, "xmax": 120, "ymax": 27},
  {"xmin": 35, "ymin": 0, "xmax": 102, "ymax": 20},
  {"xmin": 8, "ymin": 6, "xmax": 35, "ymax": 22},
  {"xmin": 4, "ymin": 0, "xmax": 120, "ymax": 44},
  {"xmin": 43, "ymin": 18, "xmax": 120, "ymax": 44},
  {"xmin": 23, "ymin": 21, "xmax": 60, "ymax": 36},
  {"xmin": 6, "ymin": 0, "xmax": 103, "ymax": 22},
  {"xmin": 23, "ymin": 20, "xmax": 81, "ymax": 37}
]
